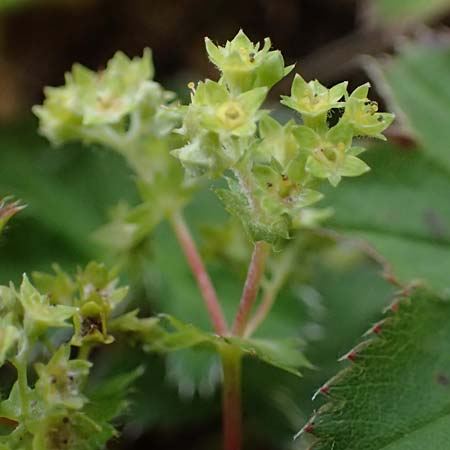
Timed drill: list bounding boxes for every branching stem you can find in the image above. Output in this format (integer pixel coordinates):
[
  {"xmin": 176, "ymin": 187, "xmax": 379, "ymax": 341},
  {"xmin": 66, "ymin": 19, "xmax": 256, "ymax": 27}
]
[
  {"xmin": 244, "ymin": 246, "xmax": 295, "ymax": 337},
  {"xmin": 232, "ymin": 241, "xmax": 270, "ymax": 336}
]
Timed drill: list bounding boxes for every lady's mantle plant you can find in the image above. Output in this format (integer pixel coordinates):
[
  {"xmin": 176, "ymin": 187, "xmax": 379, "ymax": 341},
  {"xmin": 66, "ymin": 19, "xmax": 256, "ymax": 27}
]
[{"xmin": 0, "ymin": 30, "xmax": 394, "ymax": 450}]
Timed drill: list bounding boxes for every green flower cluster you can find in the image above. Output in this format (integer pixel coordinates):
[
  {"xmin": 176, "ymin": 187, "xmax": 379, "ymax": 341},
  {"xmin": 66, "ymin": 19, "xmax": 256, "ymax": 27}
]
[
  {"xmin": 173, "ymin": 30, "xmax": 394, "ymax": 243},
  {"xmin": 32, "ymin": 262, "xmax": 131, "ymax": 347},
  {"xmin": 32, "ymin": 50, "xmax": 175, "ymax": 146},
  {"xmin": 33, "ymin": 31, "xmax": 393, "ymax": 248},
  {"xmin": 174, "ymin": 30, "xmax": 293, "ymax": 177},
  {"xmin": 33, "ymin": 50, "xmax": 193, "ymax": 263},
  {"xmin": 0, "ymin": 262, "xmax": 154, "ymax": 450}
]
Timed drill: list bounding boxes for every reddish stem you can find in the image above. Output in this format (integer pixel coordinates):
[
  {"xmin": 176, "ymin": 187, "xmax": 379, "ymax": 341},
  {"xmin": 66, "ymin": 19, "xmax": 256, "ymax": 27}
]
[
  {"xmin": 170, "ymin": 212, "xmax": 228, "ymax": 335},
  {"xmin": 244, "ymin": 288, "xmax": 275, "ymax": 338},
  {"xmin": 244, "ymin": 246, "xmax": 295, "ymax": 337},
  {"xmin": 232, "ymin": 241, "xmax": 270, "ymax": 336},
  {"xmin": 221, "ymin": 345, "xmax": 242, "ymax": 450}
]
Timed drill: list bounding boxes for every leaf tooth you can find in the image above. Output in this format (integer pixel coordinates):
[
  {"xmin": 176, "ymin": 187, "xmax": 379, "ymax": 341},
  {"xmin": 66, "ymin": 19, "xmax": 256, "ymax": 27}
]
[
  {"xmin": 338, "ymin": 340, "xmax": 372, "ymax": 363},
  {"xmin": 395, "ymin": 282, "xmax": 420, "ymax": 298},
  {"xmin": 294, "ymin": 419, "xmax": 315, "ymax": 440},
  {"xmin": 384, "ymin": 298, "xmax": 401, "ymax": 314},
  {"xmin": 383, "ymin": 284, "xmax": 420, "ymax": 314},
  {"xmin": 338, "ymin": 349, "xmax": 357, "ymax": 362},
  {"xmin": 312, "ymin": 382, "xmax": 330, "ymax": 401},
  {"xmin": 363, "ymin": 319, "xmax": 387, "ymax": 337}
]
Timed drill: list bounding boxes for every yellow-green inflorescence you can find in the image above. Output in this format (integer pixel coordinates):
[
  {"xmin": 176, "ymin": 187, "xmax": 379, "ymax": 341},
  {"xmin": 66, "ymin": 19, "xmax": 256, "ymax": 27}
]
[
  {"xmin": 33, "ymin": 29, "xmax": 393, "ymax": 246},
  {"xmin": 33, "ymin": 48, "xmax": 194, "ymax": 258},
  {"xmin": 0, "ymin": 261, "xmax": 153, "ymax": 450},
  {"xmin": 173, "ymin": 30, "xmax": 394, "ymax": 243}
]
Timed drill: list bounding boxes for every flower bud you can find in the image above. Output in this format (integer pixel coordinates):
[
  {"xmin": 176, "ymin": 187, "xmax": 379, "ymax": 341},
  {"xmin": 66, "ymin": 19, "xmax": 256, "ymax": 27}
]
[
  {"xmin": 205, "ymin": 30, "xmax": 293, "ymax": 94},
  {"xmin": 35, "ymin": 345, "xmax": 91, "ymax": 410}
]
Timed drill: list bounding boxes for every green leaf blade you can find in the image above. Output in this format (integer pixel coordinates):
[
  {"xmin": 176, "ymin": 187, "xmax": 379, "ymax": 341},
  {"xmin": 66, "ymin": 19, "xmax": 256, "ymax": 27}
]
[{"xmin": 302, "ymin": 288, "xmax": 450, "ymax": 450}]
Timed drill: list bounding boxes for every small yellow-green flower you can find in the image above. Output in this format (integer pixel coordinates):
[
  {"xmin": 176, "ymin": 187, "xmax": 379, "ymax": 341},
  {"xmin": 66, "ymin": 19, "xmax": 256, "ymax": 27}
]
[
  {"xmin": 256, "ymin": 115, "xmax": 300, "ymax": 169},
  {"xmin": 253, "ymin": 163, "xmax": 324, "ymax": 217},
  {"xmin": 173, "ymin": 81, "xmax": 268, "ymax": 176},
  {"xmin": 35, "ymin": 345, "xmax": 91, "ymax": 410},
  {"xmin": 205, "ymin": 29, "xmax": 293, "ymax": 94},
  {"xmin": 72, "ymin": 49, "xmax": 154, "ymax": 126},
  {"xmin": 294, "ymin": 123, "xmax": 370, "ymax": 186},
  {"xmin": 281, "ymin": 74, "xmax": 347, "ymax": 119},
  {"xmin": 31, "ymin": 411, "xmax": 100, "ymax": 450},
  {"xmin": 188, "ymin": 80, "xmax": 268, "ymax": 137},
  {"xmin": 33, "ymin": 49, "xmax": 156, "ymax": 145},
  {"xmin": 71, "ymin": 262, "xmax": 128, "ymax": 347},
  {"xmin": 342, "ymin": 83, "xmax": 395, "ymax": 139}
]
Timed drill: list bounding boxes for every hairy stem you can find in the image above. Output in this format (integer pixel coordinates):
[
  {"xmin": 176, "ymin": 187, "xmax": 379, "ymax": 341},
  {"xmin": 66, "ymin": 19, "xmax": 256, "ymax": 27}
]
[
  {"xmin": 220, "ymin": 345, "xmax": 242, "ymax": 450},
  {"xmin": 244, "ymin": 246, "xmax": 295, "ymax": 337},
  {"xmin": 13, "ymin": 343, "xmax": 30, "ymax": 420},
  {"xmin": 170, "ymin": 211, "xmax": 228, "ymax": 335},
  {"xmin": 232, "ymin": 241, "xmax": 270, "ymax": 336}
]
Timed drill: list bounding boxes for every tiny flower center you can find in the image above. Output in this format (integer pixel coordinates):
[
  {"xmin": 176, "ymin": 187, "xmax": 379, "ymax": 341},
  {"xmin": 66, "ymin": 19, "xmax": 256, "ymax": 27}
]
[{"xmin": 217, "ymin": 101, "xmax": 246, "ymax": 130}]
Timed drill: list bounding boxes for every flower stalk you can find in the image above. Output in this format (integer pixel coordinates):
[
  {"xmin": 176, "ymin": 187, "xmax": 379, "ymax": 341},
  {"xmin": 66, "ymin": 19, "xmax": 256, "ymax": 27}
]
[
  {"xmin": 232, "ymin": 241, "xmax": 270, "ymax": 336},
  {"xmin": 244, "ymin": 246, "xmax": 295, "ymax": 337},
  {"xmin": 170, "ymin": 211, "xmax": 229, "ymax": 336}
]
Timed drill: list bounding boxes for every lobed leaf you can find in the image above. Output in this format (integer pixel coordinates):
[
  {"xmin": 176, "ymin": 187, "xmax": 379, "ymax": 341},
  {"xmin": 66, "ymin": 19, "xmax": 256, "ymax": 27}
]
[
  {"xmin": 300, "ymin": 287, "xmax": 450, "ymax": 450},
  {"xmin": 144, "ymin": 314, "xmax": 311, "ymax": 377}
]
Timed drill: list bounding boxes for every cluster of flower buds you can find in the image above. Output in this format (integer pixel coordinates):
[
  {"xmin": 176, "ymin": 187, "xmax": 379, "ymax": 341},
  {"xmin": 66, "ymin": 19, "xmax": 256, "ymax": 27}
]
[
  {"xmin": 33, "ymin": 30, "xmax": 393, "ymax": 247},
  {"xmin": 0, "ymin": 261, "xmax": 153, "ymax": 450},
  {"xmin": 32, "ymin": 262, "xmax": 129, "ymax": 346},
  {"xmin": 0, "ymin": 198, "xmax": 25, "ymax": 236},
  {"xmin": 33, "ymin": 50, "xmax": 193, "ymax": 259},
  {"xmin": 32, "ymin": 50, "xmax": 176, "ymax": 146},
  {"xmin": 173, "ymin": 30, "xmax": 394, "ymax": 243}
]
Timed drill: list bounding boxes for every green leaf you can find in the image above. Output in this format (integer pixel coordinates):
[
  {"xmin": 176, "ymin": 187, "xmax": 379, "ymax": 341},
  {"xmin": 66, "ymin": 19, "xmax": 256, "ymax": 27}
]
[
  {"xmin": 166, "ymin": 349, "xmax": 221, "ymax": 399},
  {"xmin": 323, "ymin": 143, "xmax": 450, "ymax": 293},
  {"xmin": 144, "ymin": 314, "xmax": 311, "ymax": 376},
  {"xmin": 226, "ymin": 336, "xmax": 313, "ymax": 377},
  {"xmin": 85, "ymin": 367, "xmax": 144, "ymax": 423},
  {"xmin": 0, "ymin": 119, "xmax": 139, "ymax": 282},
  {"xmin": 218, "ymin": 188, "xmax": 290, "ymax": 244},
  {"xmin": 300, "ymin": 287, "xmax": 450, "ymax": 450},
  {"xmin": 381, "ymin": 44, "xmax": 450, "ymax": 174}
]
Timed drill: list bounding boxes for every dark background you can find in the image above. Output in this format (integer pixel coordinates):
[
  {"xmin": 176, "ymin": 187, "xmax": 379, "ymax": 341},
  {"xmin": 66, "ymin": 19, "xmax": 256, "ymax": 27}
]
[{"xmin": 2, "ymin": 0, "xmax": 449, "ymax": 123}]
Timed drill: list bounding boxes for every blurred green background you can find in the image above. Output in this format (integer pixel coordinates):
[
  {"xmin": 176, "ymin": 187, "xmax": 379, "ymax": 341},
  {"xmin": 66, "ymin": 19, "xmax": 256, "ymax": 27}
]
[{"xmin": 0, "ymin": 1, "xmax": 450, "ymax": 449}]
